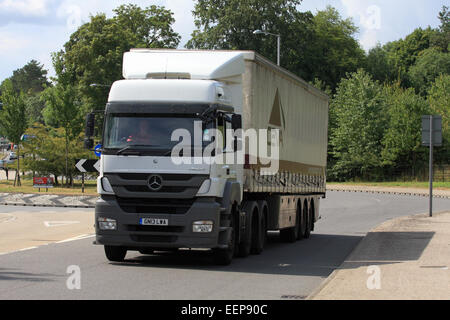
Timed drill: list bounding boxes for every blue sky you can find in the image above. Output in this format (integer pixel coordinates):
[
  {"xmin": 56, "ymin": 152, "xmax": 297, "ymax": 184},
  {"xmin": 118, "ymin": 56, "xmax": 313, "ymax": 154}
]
[{"xmin": 0, "ymin": 0, "xmax": 447, "ymax": 82}]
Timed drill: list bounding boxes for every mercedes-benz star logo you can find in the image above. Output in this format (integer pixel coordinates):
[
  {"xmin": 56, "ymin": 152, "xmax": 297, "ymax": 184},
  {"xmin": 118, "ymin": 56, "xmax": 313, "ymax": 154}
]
[{"xmin": 148, "ymin": 175, "xmax": 163, "ymax": 192}]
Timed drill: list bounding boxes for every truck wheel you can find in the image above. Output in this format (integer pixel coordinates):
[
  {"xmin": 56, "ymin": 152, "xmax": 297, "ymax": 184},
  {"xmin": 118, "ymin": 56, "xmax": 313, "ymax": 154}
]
[
  {"xmin": 238, "ymin": 201, "xmax": 256, "ymax": 257},
  {"xmin": 298, "ymin": 202, "xmax": 308, "ymax": 239},
  {"xmin": 213, "ymin": 214, "xmax": 236, "ymax": 265},
  {"xmin": 251, "ymin": 207, "xmax": 266, "ymax": 254},
  {"xmin": 280, "ymin": 206, "xmax": 299, "ymax": 243},
  {"xmin": 104, "ymin": 245, "xmax": 127, "ymax": 262},
  {"xmin": 304, "ymin": 202, "xmax": 313, "ymax": 239}
]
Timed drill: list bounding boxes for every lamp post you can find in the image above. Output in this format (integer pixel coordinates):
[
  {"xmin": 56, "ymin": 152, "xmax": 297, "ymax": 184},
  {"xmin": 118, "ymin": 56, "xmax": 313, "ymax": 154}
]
[
  {"xmin": 90, "ymin": 83, "xmax": 111, "ymax": 88},
  {"xmin": 253, "ymin": 29, "xmax": 281, "ymax": 66}
]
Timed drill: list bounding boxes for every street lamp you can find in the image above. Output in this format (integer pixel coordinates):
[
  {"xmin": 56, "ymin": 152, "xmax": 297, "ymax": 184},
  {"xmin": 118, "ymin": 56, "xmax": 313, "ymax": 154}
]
[
  {"xmin": 90, "ymin": 83, "xmax": 111, "ymax": 88},
  {"xmin": 253, "ymin": 29, "xmax": 281, "ymax": 66}
]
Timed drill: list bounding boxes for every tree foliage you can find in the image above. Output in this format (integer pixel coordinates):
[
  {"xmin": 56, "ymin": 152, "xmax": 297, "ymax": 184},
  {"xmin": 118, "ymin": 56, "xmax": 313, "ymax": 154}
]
[
  {"xmin": 55, "ymin": 4, "xmax": 180, "ymax": 112},
  {"xmin": 9, "ymin": 60, "xmax": 50, "ymax": 94},
  {"xmin": 381, "ymin": 85, "xmax": 429, "ymax": 169},
  {"xmin": 329, "ymin": 70, "xmax": 388, "ymax": 180},
  {"xmin": 0, "ymin": 80, "xmax": 28, "ymax": 185},
  {"xmin": 428, "ymin": 74, "xmax": 450, "ymax": 164},
  {"xmin": 187, "ymin": 2, "xmax": 365, "ymax": 90},
  {"xmin": 22, "ymin": 124, "xmax": 90, "ymax": 185},
  {"xmin": 408, "ymin": 47, "xmax": 450, "ymax": 95}
]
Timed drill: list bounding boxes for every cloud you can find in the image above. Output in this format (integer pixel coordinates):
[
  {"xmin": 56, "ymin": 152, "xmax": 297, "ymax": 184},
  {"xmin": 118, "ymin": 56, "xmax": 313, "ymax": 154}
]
[
  {"xmin": 340, "ymin": 0, "xmax": 382, "ymax": 50},
  {"xmin": 0, "ymin": 0, "xmax": 51, "ymax": 16},
  {"xmin": 0, "ymin": 31, "xmax": 30, "ymax": 53}
]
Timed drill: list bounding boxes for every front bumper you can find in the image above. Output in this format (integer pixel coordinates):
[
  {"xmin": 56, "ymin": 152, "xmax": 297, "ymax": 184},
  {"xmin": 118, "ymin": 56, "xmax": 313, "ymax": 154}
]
[{"xmin": 94, "ymin": 196, "xmax": 229, "ymax": 250}]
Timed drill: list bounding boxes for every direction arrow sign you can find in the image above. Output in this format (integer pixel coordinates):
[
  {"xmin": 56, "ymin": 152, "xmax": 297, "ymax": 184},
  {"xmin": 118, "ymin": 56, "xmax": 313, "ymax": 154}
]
[{"xmin": 75, "ymin": 159, "xmax": 100, "ymax": 173}]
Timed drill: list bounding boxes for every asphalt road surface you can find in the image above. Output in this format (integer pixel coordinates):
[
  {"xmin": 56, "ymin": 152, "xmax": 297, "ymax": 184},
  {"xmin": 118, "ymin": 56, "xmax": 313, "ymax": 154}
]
[{"xmin": 0, "ymin": 191, "xmax": 449, "ymax": 300}]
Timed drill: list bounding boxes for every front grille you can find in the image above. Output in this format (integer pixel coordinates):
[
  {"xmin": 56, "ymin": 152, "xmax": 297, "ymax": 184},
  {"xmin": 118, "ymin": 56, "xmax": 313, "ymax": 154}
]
[
  {"xmin": 126, "ymin": 225, "xmax": 184, "ymax": 233},
  {"xmin": 105, "ymin": 173, "xmax": 208, "ymax": 199},
  {"xmin": 124, "ymin": 185, "xmax": 188, "ymax": 193},
  {"xmin": 131, "ymin": 235, "xmax": 178, "ymax": 243},
  {"xmin": 118, "ymin": 173, "xmax": 195, "ymax": 181},
  {"xmin": 117, "ymin": 197, "xmax": 195, "ymax": 214}
]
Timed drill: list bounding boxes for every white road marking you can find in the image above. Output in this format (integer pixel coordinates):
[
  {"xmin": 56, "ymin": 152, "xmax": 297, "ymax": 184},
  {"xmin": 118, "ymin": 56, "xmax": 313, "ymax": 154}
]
[
  {"xmin": 0, "ymin": 213, "xmax": 17, "ymax": 223},
  {"xmin": 56, "ymin": 234, "xmax": 95, "ymax": 244},
  {"xmin": 0, "ymin": 234, "xmax": 95, "ymax": 256},
  {"xmin": 44, "ymin": 221, "xmax": 80, "ymax": 227}
]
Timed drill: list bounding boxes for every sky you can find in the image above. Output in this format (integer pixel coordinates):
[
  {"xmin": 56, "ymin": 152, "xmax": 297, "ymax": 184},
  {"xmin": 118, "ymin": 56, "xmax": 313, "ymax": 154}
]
[{"xmin": 0, "ymin": 0, "xmax": 447, "ymax": 82}]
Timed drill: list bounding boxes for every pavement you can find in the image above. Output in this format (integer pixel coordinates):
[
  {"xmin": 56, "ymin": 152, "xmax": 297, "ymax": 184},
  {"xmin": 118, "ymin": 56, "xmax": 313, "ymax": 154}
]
[{"xmin": 309, "ymin": 211, "xmax": 450, "ymax": 300}]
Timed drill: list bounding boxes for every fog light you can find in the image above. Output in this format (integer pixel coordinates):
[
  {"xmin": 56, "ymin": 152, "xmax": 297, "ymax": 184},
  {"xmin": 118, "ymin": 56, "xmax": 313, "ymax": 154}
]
[
  {"xmin": 193, "ymin": 221, "xmax": 213, "ymax": 233},
  {"xmin": 98, "ymin": 218, "xmax": 117, "ymax": 230}
]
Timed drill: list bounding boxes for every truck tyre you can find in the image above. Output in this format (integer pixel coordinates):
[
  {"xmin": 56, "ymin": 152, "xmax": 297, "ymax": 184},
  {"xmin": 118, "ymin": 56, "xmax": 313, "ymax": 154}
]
[
  {"xmin": 304, "ymin": 202, "xmax": 313, "ymax": 239},
  {"xmin": 252, "ymin": 201, "xmax": 267, "ymax": 254},
  {"xmin": 104, "ymin": 245, "xmax": 127, "ymax": 262},
  {"xmin": 298, "ymin": 201, "xmax": 308, "ymax": 239},
  {"xmin": 280, "ymin": 205, "xmax": 299, "ymax": 243},
  {"xmin": 213, "ymin": 214, "xmax": 236, "ymax": 265},
  {"xmin": 238, "ymin": 201, "xmax": 256, "ymax": 257}
]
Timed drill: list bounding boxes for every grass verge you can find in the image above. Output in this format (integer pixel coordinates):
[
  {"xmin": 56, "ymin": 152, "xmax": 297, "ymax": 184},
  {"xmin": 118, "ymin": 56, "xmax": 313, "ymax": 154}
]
[{"xmin": 0, "ymin": 179, "xmax": 98, "ymax": 196}]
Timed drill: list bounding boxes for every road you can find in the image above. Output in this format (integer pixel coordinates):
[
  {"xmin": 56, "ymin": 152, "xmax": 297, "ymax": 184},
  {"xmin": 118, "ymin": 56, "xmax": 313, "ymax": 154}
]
[{"xmin": 0, "ymin": 191, "xmax": 449, "ymax": 300}]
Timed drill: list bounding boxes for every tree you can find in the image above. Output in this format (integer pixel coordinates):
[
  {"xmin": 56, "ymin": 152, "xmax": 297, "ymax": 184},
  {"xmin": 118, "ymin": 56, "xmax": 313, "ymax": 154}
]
[
  {"xmin": 187, "ymin": 0, "xmax": 314, "ymax": 76},
  {"xmin": 381, "ymin": 85, "xmax": 429, "ymax": 174},
  {"xmin": 41, "ymin": 80, "xmax": 83, "ymax": 186},
  {"xmin": 9, "ymin": 60, "xmax": 50, "ymax": 94},
  {"xmin": 308, "ymin": 6, "xmax": 366, "ymax": 90},
  {"xmin": 329, "ymin": 70, "xmax": 388, "ymax": 180},
  {"xmin": 54, "ymin": 4, "xmax": 180, "ymax": 113},
  {"xmin": 0, "ymin": 80, "xmax": 28, "ymax": 186},
  {"xmin": 366, "ymin": 44, "xmax": 393, "ymax": 84},
  {"xmin": 431, "ymin": 6, "xmax": 449, "ymax": 52},
  {"xmin": 186, "ymin": 2, "xmax": 365, "ymax": 90},
  {"xmin": 428, "ymin": 74, "xmax": 450, "ymax": 164},
  {"xmin": 408, "ymin": 48, "xmax": 450, "ymax": 95},
  {"xmin": 22, "ymin": 124, "xmax": 90, "ymax": 185},
  {"xmin": 384, "ymin": 27, "xmax": 437, "ymax": 86}
]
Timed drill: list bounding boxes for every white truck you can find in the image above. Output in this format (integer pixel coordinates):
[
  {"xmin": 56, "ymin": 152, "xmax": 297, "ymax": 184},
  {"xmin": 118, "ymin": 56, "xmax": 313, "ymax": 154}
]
[{"xmin": 85, "ymin": 49, "xmax": 329, "ymax": 265}]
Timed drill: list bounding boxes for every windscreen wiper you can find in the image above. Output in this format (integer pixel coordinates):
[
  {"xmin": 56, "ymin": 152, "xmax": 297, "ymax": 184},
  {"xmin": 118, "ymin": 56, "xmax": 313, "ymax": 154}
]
[
  {"xmin": 117, "ymin": 145, "xmax": 172, "ymax": 156},
  {"xmin": 116, "ymin": 145, "xmax": 149, "ymax": 155}
]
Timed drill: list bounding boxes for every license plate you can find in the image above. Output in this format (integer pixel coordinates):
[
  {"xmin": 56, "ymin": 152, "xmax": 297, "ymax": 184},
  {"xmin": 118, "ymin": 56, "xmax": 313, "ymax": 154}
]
[{"xmin": 140, "ymin": 218, "xmax": 169, "ymax": 226}]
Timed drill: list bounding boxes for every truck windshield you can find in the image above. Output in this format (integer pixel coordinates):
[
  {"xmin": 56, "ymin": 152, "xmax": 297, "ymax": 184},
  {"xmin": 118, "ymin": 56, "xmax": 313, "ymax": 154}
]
[{"xmin": 103, "ymin": 114, "xmax": 203, "ymax": 150}]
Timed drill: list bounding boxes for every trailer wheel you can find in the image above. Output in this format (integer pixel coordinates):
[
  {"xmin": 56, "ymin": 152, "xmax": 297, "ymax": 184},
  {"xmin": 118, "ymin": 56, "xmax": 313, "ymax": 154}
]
[
  {"xmin": 213, "ymin": 213, "xmax": 236, "ymax": 265},
  {"xmin": 298, "ymin": 200, "xmax": 308, "ymax": 239},
  {"xmin": 238, "ymin": 201, "xmax": 257, "ymax": 257},
  {"xmin": 280, "ymin": 203, "xmax": 299, "ymax": 243},
  {"xmin": 104, "ymin": 245, "xmax": 127, "ymax": 262},
  {"xmin": 304, "ymin": 201, "xmax": 313, "ymax": 239}
]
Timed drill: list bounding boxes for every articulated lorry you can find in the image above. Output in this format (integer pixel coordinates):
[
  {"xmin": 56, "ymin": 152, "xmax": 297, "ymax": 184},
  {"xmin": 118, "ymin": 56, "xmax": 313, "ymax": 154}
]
[{"xmin": 85, "ymin": 49, "xmax": 329, "ymax": 265}]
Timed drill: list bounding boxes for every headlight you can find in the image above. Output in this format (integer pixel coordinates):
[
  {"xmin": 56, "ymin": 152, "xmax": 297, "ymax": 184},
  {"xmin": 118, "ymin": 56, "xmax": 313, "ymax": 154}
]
[
  {"xmin": 193, "ymin": 221, "xmax": 214, "ymax": 233},
  {"xmin": 98, "ymin": 218, "xmax": 117, "ymax": 230},
  {"xmin": 101, "ymin": 177, "xmax": 114, "ymax": 193}
]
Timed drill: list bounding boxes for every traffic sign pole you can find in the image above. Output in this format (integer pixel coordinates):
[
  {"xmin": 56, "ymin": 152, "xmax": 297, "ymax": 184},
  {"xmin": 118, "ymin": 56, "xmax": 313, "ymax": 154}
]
[
  {"xmin": 82, "ymin": 172, "xmax": 85, "ymax": 194},
  {"xmin": 429, "ymin": 116, "xmax": 433, "ymax": 218}
]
